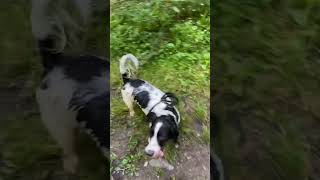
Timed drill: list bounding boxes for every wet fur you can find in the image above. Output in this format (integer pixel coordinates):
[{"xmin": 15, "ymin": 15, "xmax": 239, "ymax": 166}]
[{"xmin": 32, "ymin": 0, "xmax": 109, "ymax": 173}]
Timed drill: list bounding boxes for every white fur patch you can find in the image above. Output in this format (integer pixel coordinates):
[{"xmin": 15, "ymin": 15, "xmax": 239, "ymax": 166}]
[
  {"xmin": 36, "ymin": 68, "xmax": 78, "ymax": 172},
  {"xmin": 145, "ymin": 122, "xmax": 163, "ymax": 154},
  {"xmin": 119, "ymin": 54, "xmax": 139, "ymax": 75},
  {"xmin": 122, "ymin": 81, "xmax": 180, "ymax": 125},
  {"xmin": 37, "ymin": 68, "xmax": 78, "ymax": 132}
]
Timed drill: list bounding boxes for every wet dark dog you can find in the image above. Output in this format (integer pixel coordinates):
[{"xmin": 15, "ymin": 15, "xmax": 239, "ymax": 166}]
[{"xmin": 31, "ymin": 0, "xmax": 108, "ymax": 173}]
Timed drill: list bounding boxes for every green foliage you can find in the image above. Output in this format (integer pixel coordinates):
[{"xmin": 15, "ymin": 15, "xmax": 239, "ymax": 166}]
[
  {"xmin": 111, "ymin": 0, "xmax": 210, "ymax": 95},
  {"xmin": 111, "ymin": 0, "xmax": 210, "ymax": 177},
  {"xmin": 0, "ymin": 1, "xmax": 108, "ymax": 179},
  {"xmin": 201, "ymin": 125, "xmax": 210, "ymax": 144},
  {"xmin": 113, "ymin": 153, "xmax": 143, "ymax": 177}
]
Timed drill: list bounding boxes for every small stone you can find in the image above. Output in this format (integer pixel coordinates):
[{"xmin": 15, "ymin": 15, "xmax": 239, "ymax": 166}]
[
  {"xmin": 144, "ymin": 161, "xmax": 148, "ymax": 167},
  {"xmin": 149, "ymin": 159, "xmax": 174, "ymax": 171}
]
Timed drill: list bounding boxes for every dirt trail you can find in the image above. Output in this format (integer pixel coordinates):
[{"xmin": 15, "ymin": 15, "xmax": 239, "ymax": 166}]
[{"xmin": 112, "ymin": 126, "xmax": 210, "ymax": 180}]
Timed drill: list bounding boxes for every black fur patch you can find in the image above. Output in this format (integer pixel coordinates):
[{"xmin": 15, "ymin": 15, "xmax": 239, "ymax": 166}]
[
  {"xmin": 129, "ymin": 79, "xmax": 145, "ymax": 88},
  {"xmin": 62, "ymin": 55, "xmax": 109, "ymax": 82},
  {"xmin": 76, "ymin": 93, "xmax": 109, "ymax": 149},
  {"xmin": 146, "ymin": 112, "xmax": 157, "ymax": 123},
  {"xmin": 150, "ymin": 115, "xmax": 179, "ymax": 147},
  {"xmin": 37, "ymin": 36, "xmax": 63, "ymax": 71},
  {"xmin": 134, "ymin": 91, "xmax": 150, "ymax": 108},
  {"xmin": 160, "ymin": 116, "xmax": 179, "ymax": 141},
  {"xmin": 122, "ymin": 73, "xmax": 129, "ymax": 84}
]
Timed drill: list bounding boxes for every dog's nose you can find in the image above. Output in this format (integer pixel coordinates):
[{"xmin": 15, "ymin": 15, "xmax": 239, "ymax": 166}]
[{"xmin": 145, "ymin": 149, "xmax": 154, "ymax": 156}]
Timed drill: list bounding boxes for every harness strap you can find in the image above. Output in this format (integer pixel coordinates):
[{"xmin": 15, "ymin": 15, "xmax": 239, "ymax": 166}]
[{"xmin": 147, "ymin": 92, "xmax": 179, "ymax": 117}]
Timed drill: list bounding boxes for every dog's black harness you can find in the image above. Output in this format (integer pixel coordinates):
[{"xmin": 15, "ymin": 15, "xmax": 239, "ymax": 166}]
[{"xmin": 147, "ymin": 92, "xmax": 179, "ymax": 117}]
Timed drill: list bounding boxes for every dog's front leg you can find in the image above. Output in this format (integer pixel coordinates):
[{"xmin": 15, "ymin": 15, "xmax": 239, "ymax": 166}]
[
  {"xmin": 37, "ymin": 105, "xmax": 78, "ymax": 173},
  {"xmin": 37, "ymin": 87, "xmax": 80, "ymax": 174},
  {"xmin": 60, "ymin": 128, "xmax": 78, "ymax": 174},
  {"xmin": 44, "ymin": 120, "xmax": 78, "ymax": 174},
  {"xmin": 48, "ymin": 125, "xmax": 78, "ymax": 174}
]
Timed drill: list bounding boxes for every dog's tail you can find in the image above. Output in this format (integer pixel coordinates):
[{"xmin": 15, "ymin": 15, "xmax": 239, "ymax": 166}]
[
  {"xmin": 31, "ymin": 0, "xmax": 67, "ymax": 70},
  {"xmin": 119, "ymin": 54, "xmax": 139, "ymax": 83},
  {"xmin": 31, "ymin": 0, "xmax": 65, "ymax": 70}
]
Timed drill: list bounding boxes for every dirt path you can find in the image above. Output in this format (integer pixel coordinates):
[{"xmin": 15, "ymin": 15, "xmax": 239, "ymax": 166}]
[
  {"xmin": 111, "ymin": 126, "xmax": 210, "ymax": 180},
  {"xmin": 135, "ymin": 143, "xmax": 210, "ymax": 180}
]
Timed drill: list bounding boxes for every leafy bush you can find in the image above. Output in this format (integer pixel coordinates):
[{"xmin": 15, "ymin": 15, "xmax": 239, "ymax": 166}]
[
  {"xmin": 111, "ymin": 0, "xmax": 210, "ymax": 95},
  {"xmin": 213, "ymin": 1, "xmax": 320, "ymax": 179}
]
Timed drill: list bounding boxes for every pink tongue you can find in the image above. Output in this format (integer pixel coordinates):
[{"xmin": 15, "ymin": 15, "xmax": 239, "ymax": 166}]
[{"xmin": 155, "ymin": 150, "xmax": 164, "ymax": 158}]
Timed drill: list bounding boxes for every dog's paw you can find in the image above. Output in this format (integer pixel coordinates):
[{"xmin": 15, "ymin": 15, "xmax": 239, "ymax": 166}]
[{"xmin": 63, "ymin": 154, "xmax": 78, "ymax": 174}]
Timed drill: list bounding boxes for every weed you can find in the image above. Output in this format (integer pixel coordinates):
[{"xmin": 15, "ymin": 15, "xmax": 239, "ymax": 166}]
[
  {"xmin": 113, "ymin": 153, "xmax": 143, "ymax": 177},
  {"xmin": 155, "ymin": 167, "xmax": 164, "ymax": 177},
  {"xmin": 201, "ymin": 125, "xmax": 210, "ymax": 144}
]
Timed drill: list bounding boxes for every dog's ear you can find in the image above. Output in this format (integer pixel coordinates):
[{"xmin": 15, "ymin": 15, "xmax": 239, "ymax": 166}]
[
  {"xmin": 163, "ymin": 92, "xmax": 179, "ymax": 106},
  {"xmin": 169, "ymin": 125, "xmax": 179, "ymax": 143},
  {"xmin": 146, "ymin": 112, "xmax": 157, "ymax": 123}
]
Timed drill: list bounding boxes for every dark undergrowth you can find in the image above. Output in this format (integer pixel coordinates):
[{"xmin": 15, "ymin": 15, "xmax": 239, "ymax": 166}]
[
  {"xmin": 0, "ymin": 0, "xmax": 108, "ymax": 179},
  {"xmin": 213, "ymin": 1, "xmax": 320, "ymax": 180}
]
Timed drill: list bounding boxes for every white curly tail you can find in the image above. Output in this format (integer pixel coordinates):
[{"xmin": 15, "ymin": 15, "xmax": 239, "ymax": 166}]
[{"xmin": 119, "ymin": 54, "xmax": 139, "ymax": 83}]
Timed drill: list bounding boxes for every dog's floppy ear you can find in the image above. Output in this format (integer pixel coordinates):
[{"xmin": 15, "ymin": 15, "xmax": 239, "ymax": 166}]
[
  {"xmin": 169, "ymin": 125, "xmax": 179, "ymax": 143},
  {"xmin": 163, "ymin": 92, "xmax": 179, "ymax": 106},
  {"xmin": 146, "ymin": 112, "xmax": 157, "ymax": 123}
]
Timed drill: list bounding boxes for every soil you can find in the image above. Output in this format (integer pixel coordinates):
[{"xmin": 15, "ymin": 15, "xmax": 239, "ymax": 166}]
[{"xmin": 111, "ymin": 109, "xmax": 210, "ymax": 180}]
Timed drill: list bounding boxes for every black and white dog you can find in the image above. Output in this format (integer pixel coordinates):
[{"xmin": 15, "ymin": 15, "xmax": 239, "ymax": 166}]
[
  {"xmin": 31, "ymin": 0, "xmax": 108, "ymax": 174},
  {"xmin": 119, "ymin": 54, "xmax": 180, "ymax": 158}
]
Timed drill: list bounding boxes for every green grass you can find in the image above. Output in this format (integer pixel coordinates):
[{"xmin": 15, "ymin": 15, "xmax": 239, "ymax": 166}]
[
  {"xmin": 110, "ymin": 0, "xmax": 210, "ymax": 177},
  {"xmin": 113, "ymin": 153, "xmax": 143, "ymax": 177},
  {"xmin": 0, "ymin": 1, "xmax": 40, "ymax": 83},
  {"xmin": 214, "ymin": 1, "xmax": 320, "ymax": 179}
]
